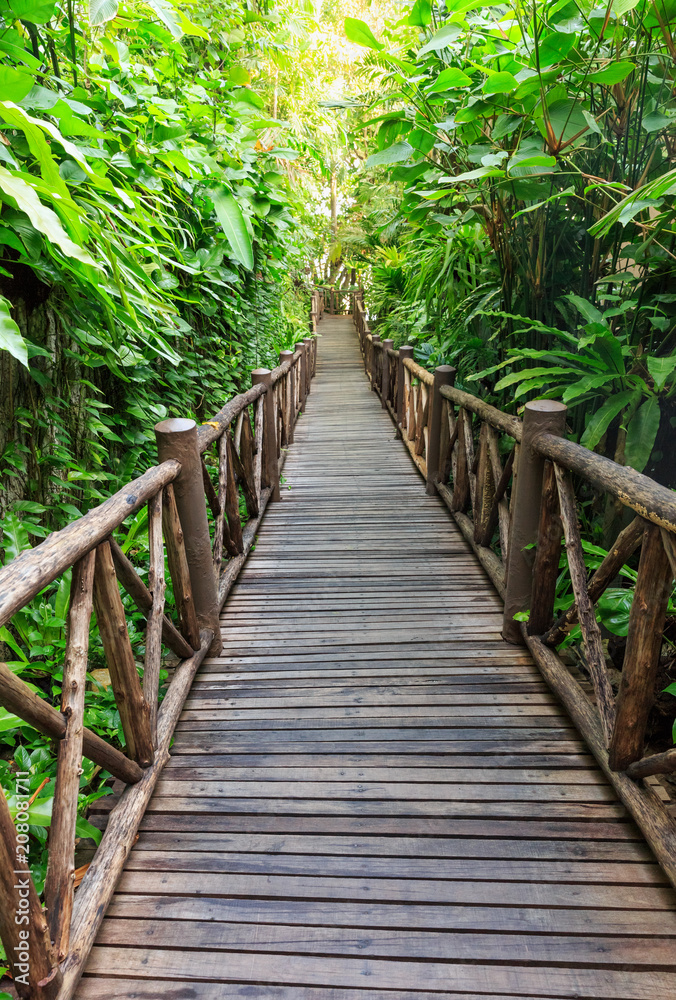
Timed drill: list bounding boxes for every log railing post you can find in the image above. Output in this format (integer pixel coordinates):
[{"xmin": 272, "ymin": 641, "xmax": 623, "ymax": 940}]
[
  {"xmin": 370, "ymin": 335, "xmax": 381, "ymax": 390},
  {"xmin": 279, "ymin": 350, "xmax": 295, "ymax": 445},
  {"xmin": 609, "ymin": 522, "xmax": 673, "ymax": 770},
  {"xmin": 502, "ymin": 400, "xmax": 567, "ymax": 644},
  {"xmin": 44, "ymin": 550, "xmax": 96, "ymax": 960},
  {"xmin": 381, "ymin": 339, "xmax": 394, "ymax": 410},
  {"xmin": 527, "ymin": 460, "xmax": 562, "ymax": 635},
  {"xmin": 252, "ymin": 369, "xmax": 280, "ymax": 502},
  {"xmin": 295, "ymin": 341, "xmax": 307, "ymax": 412},
  {"xmin": 426, "ymin": 365, "xmax": 456, "ymax": 496},
  {"xmin": 0, "ymin": 786, "xmax": 61, "ymax": 999},
  {"xmin": 93, "ymin": 541, "xmax": 154, "ymax": 766},
  {"xmin": 397, "ymin": 346, "xmax": 414, "ymax": 429},
  {"xmin": 155, "ymin": 418, "xmax": 222, "ymax": 655},
  {"xmin": 303, "ymin": 337, "xmax": 313, "ymax": 395}
]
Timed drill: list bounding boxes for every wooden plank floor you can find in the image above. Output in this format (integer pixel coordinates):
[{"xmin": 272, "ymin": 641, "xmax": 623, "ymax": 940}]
[{"xmin": 79, "ymin": 316, "xmax": 676, "ymax": 999}]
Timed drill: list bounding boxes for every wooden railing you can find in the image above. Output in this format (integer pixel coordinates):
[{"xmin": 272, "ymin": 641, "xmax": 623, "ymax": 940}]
[
  {"xmin": 319, "ymin": 284, "xmax": 361, "ymax": 316},
  {"xmin": 355, "ymin": 306, "xmax": 676, "ymax": 890},
  {"xmin": 0, "ymin": 314, "xmax": 320, "ymax": 999},
  {"xmin": 310, "ymin": 287, "xmax": 324, "ymax": 330}
]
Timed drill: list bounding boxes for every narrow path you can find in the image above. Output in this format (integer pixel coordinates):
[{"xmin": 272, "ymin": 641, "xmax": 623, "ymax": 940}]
[{"xmin": 79, "ymin": 316, "xmax": 676, "ymax": 999}]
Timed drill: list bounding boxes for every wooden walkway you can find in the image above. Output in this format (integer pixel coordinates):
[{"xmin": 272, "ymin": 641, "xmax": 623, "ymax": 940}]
[{"xmin": 78, "ymin": 316, "xmax": 676, "ymax": 999}]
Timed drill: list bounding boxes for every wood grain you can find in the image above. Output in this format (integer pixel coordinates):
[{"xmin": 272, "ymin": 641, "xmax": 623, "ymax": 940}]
[{"xmin": 77, "ymin": 316, "xmax": 676, "ymax": 1000}]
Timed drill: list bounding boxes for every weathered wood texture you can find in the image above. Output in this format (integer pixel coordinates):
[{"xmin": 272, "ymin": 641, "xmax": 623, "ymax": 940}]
[
  {"xmin": 0, "ymin": 461, "xmax": 180, "ymax": 628},
  {"xmin": 78, "ymin": 317, "xmax": 676, "ymax": 1000},
  {"xmin": 0, "ymin": 660, "xmax": 142, "ymax": 785},
  {"xmin": 44, "ymin": 551, "xmax": 96, "ymax": 961}
]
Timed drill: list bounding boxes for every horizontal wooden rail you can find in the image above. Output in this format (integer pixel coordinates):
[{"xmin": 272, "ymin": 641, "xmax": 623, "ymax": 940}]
[
  {"xmin": 197, "ymin": 384, "xmax": 266, "ymax": 453},
  {"xmin": 402, "ymin": 355, "xmax": 434, "ymax": 386},
  {"xmin": 0, "ymin": 662, "xmax": 142, "ymax": 785},
  {"xmin": 352, "ymin": 302, "xmax": 676, "ymax": 891},
  {"xmin": 439, "ymin": 384, "xmax": 522, "ymax": 442},
  {"xmin": 0, "ymin": 293, "xmax": 322, "ymax": 1000},
  {"xmin": 0, "ymin": 462, "xmax": 180, "ymax": 628},
  {"xmin": 532, "ymin": 430, "xmax": 676, "ymax": 533}
]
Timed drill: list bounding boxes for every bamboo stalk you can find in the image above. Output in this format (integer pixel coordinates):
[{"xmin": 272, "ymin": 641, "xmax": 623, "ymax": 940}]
[{"xmin": 43, "ymin": 550, "xmax": 96, "ymax": 961}]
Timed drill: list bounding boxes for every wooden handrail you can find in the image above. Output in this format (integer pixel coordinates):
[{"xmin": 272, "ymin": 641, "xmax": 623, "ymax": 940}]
[
  {"xmin": 532, "ymin": 430, "xmax": 676, "ymax": 533},
  {"xmin": 402, "ymin": 356, "xmax": 434, "ymax": 386},
  {"xmin": 0, "ymin": 292, "xmax": 323, "ymax": 999},
  {"xmin": 197, "ymin": 383, "xmax": 266, "ymax": 452},
  {"xmin": 351, "ymin": 300, "xmax": 676, "ymax": 883},
  {"xmin": 0, "ymin": 461, "xmax": 180, "ymax": 628}
]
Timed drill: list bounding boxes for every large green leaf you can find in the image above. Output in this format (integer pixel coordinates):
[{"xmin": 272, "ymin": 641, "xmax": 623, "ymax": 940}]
[
  {"xmin": 418, "ymin": 24, "xmax": 462, "ymax": 54},
  {"xmin": 428, "ymin": 67, "xmax": 472, "ymax": 92},
  {"xmin": 408, "ymin": 0, "xmax": 431, "ymax": 25},
  {"xmin": 89, "ymin": 0, "xmax": 118, "ymax": 24},
  {"xmin": 647, "ymin": 354, "xmax": 676, "ymax": 391},
  {"xmin": 588, "ymin": 61, "xmax": 634, "ymax": 85},
  {"xmin": 0, "ymin": 67, "xmax": 34, "ymax": 103},
  {"xmin": 0, "ymin": 165, "xmax": 96, "ymax": 267},
  {"xmin": 213, "ymin": 191, "xmax": 254, "ymax": 270},
  {"xmin": 580, "ymin": 389, "xmax": 640, "ymax": 449},
  {"xmin": 2, "ymin": 512, "xmax": 31, "ymax": 562},
  {"xmin": 537, "ymin": 30, "xmax": 576, "ymax": 67},
  {"xmin": 624, "ymin": 396, "xmax": 660, "ymax": 473},
  {"xmin": 10, "ymin": 0, "xmax": 56, "ymax": 21},
  {"xmin": 494, "ymin": 366, "xmax": 573, "ymax": 390},
  {"xmin": 76, "ymin": 815, "xmax": 102, "ymax": 844},
  {"xmin": 561, "ymin": 373, "xmax": 611, "ymax": 403},
  {"xmin": 8, "ymin": 794, "xmax": 53, "ymax": 827},
  {"xmin": 146, "ymin": 0, "xmax": 183, "ymax": 39},
  {"xmin": 541, "ymin": 99, "xmax": 589, "ymax": 147},
  {"xmin": 483, "ymin": 71, "xmax": 519, "ymax": 95},
  {"xmin": 597, "ymin": 588, "xmax": 633, "ymax": 637},
  {"xmin": 365, "ymin": 142, "xmax": 414, "ymax": 167},
  {"xmin": 0, "ymin": 295, "xmax": 28, "ymax": 368},
  {"xmin": 344, "ymin": 17, "xmax": 383, "ymax": 50}
]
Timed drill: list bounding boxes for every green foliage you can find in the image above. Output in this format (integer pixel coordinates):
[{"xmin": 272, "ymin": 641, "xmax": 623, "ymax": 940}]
[
  {"xmin": 0, "ymin": 0, "xmax": 316, "ymax": 531},
  {"xmin": 345, "ymin": 0, "xmax": 676, "ymax": 749},
  {"xmin": 348, "ymin": 0, "xmax": 676, "ymax": 482},
  {"xmin": 0, "ymin": 0, "xmax": 326, "ymax": 948}
]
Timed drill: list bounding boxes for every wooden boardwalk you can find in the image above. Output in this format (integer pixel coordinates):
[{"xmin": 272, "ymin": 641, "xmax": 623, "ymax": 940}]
[{"xmin": 78, "ymin": 316, "xmax": 676, "ymax": 999}]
